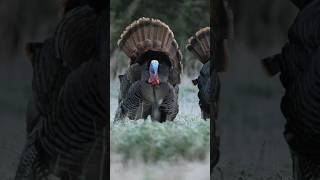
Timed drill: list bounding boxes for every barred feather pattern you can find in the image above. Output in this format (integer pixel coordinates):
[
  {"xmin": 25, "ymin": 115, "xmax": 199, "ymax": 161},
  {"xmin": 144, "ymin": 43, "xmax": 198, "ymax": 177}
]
[
  {"xmin": 116, "ymin": 80, "xmax": 178, "ymax": 122},
  {"xmin": 291, "ymin": 151, "xmax": 320, "ymax": 180},
  {"xmin": 39, "ymin": 60, "xmax": 108, "ymax": 179},
  {"xmin": 265, "ymin": 1, "xmax": 320, "ymax": 179},
  {"xmin": 186, "ymin": 27, "xmax": 210, "ymax": 64},
  {"xmin": 278, "ymin": 43, "xmax": 310, "ymax": 89},
  {"xmin": 159, "ymin": 84, "xmax": 179, "ymax": 121},
  {"xmin": 15, "ymin": 131, "xmax": 41, "ymax": 180},
  {"xmin": 118, "ymin": 74, "xmax": 131, "ymax": 105},
  {"xmin": 15, "ymin": 36, "xmax": 67, "ymax": 180},
  {"xmin": 16, "ymin": 59, "xmax": 108, "ymax": 180},
  {"xmin": 197, "ymin": 62, "xmax": 220, "ymax": 119},
  {"xmin": 15, "ymin": 5, "xmax": 108, "ymax": 180},
  {"xmin": 54, "ymin": 5, "xmax": 97, "ymax": 70},
  {"xmin": 29, "ymin": 38, "xmax": 66, "ymax": 119}
]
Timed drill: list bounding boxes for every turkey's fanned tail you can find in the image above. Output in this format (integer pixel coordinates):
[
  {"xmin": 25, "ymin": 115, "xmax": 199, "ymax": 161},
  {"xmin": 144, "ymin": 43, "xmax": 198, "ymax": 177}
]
[
  {"xmin": 117, "ymin": 17, "xmax": 182, "ymax": 84},
  {"xmin": 186, "ymin": 27, "xmax": 210, "ymax": 64}
]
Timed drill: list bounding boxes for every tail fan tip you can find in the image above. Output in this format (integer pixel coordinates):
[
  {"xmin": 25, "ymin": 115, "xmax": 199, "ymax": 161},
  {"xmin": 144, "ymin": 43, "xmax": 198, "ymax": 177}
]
[
  {"xmin": 186, "ymin": 27, "xmax": 210, "ymax": 64},
  {"xmin": 25, "ymin": 42, "xmax": 43, "ymax": 65},
  {"xmin": 261, "ymin": 55, "xmax": 281, "ymax": 77},
  {"xmin": 60, "ymin": 0, "xmax": 85, "ymax": 15},
  {"xmin": 192, "ymin": 79, "xmax": 198, "ymax": 86},
  {"xmin": 118, "ymin": 74, "xmax": 124, "ymax": 81},
  {"xmin": 60, "ymin": 0, "xmax": 104, "ymax": 15},
  {"xmin": 186, "ymin": 27, "xmax": 229, "ymax": 72}
]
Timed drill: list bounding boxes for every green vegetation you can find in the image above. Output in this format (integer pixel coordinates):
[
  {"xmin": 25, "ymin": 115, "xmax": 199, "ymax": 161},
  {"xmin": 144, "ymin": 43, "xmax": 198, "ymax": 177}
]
[{"xmin": 111, "ymin": 118, "xmax": 210, "ymax": 162}]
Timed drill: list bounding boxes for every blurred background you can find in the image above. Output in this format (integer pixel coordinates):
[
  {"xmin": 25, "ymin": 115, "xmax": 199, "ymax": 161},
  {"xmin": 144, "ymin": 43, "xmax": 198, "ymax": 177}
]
[
  {"xmin": 217, "ymin": 1, "xmax": 297, "ymax": 179},
  {"xmin": 0, "ymin": 0, "xmax": 298, "ymax": 179}
]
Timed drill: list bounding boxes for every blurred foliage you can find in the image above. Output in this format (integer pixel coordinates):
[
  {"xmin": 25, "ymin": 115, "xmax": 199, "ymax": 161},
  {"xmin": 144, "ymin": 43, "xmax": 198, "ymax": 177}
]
[
  {"xmin": 110, "ymin": 0, "xmax": 210, "ymax": 52},
  {"xmin": 111, "ymin": 118, "xmax": 209, "ymax": 162}
]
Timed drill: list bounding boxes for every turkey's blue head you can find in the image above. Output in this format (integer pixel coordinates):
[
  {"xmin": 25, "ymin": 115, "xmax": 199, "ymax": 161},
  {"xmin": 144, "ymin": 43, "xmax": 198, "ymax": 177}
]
[{"xmin": 148, "ymin": 60, "xmax": 160, "ymax": 86}]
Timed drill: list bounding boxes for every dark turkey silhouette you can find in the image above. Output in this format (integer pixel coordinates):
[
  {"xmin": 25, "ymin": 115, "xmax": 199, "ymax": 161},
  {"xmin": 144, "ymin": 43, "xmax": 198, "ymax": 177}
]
[
  {"xmin": 15, "ymin": 1, "xmax": 108, "ymax": 180},
  {"xmin": 115, "ymin": 17, "xmax": 182, "ymax": 122},
  {"xmin": 262, "ymin": 0, "xmax": 320, "ymax": 179}
]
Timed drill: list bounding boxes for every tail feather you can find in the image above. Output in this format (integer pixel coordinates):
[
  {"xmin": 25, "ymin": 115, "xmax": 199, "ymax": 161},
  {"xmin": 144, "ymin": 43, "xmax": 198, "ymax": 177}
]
[
  {"xmin": 61, "ymin": 0, "xmax": 106, "ymax": 15},
  {"xmin": 186, "ymin": 27, "xmax": 210, "ymax": 64},
  {"xmin": 186, "ymin": 27, "xmax": 230, "ymax": 72},
  {"xmin": 15, "ymin": 139, "xmax": 42, "ymax": 180},
  {"xmin": 117, "ymin": 17, "xmax": 180, "ymax": 69},
  {"xmin": 25, "ymin": 42, "xmax": 43, "ymax": 65},
  {"xmin": 261, "ymin": 54, "xmax": 281, "ymax": 77},
  {"xmin": 54, "ymin": 5, "xmax": 97, "ymax": 69}
]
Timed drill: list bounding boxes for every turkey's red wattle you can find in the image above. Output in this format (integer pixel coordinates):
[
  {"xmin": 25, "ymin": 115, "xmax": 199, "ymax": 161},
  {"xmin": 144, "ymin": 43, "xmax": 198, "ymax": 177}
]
[{"xmin": 148, "ymin": 75, "xmax": 160, "ymax": 86}]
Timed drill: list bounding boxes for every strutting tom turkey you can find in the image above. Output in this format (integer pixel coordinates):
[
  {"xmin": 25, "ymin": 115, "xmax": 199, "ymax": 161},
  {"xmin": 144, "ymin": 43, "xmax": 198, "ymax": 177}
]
[
  {"xmin": 115, "ymin": 17, "xmax": 182, "ymax": 122},
  {"xmin": 186, "ymin": 27, "xmax": 221, "ymax": 173},
  {"xmin": 186, "ymin": 25, "xmax": 232, "ymax": 174}
]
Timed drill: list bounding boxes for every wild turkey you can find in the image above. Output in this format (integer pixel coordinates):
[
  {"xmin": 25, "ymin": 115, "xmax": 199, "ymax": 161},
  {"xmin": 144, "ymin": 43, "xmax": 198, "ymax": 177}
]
[
  {"xmin": 115, "ymin": 17, "xmax": 182, "ymax": 122},
  {"xmin": 186, "ymin": 27, "xmax": 224, "ymax": 120},
  {"xmin": 186, "ymin": 27, "xmax": 222, "ymax": 175},
  {"xmin": 262, "ymin": 0, "xmax": 320, "ymax": 179},
  {"xmin": 15, "ymin": 1, "xmax": 108, "ymax": 180}
]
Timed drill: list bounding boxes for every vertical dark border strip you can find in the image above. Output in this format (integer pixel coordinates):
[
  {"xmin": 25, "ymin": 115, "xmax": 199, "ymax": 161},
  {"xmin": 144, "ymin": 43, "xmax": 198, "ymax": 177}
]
[
  {"xmin": 95, "ymin": 0, "xmax": 110, "ymax": 178},
  {"xmin": 210, "ymin": 0, "xmax": 215, "ymax": 177},
  {"xmin": 95, "ymin": 1, "xmax": 110, "ymax": 179},
  {"xmin": 106, "ymin": 0, "xmax": 111, "ymax": 179},
  {"xmin": 210, "ymin": 0, "xmax": 220, "ymax": 177},
  {"xmin": 100, "ymin": 0, "xmax": 110, "ymax": 178}
]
